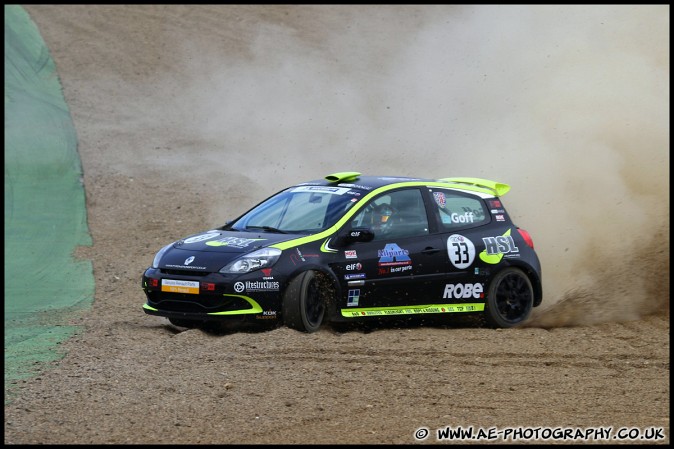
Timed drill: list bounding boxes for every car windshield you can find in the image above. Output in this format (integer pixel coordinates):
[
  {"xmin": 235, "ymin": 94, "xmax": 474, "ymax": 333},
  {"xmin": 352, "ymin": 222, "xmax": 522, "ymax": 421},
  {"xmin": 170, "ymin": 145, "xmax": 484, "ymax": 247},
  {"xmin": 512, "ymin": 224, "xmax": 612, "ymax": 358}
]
[{"xmin": 230, "ymin": 185, "xmax": 361, "ymax": 234}]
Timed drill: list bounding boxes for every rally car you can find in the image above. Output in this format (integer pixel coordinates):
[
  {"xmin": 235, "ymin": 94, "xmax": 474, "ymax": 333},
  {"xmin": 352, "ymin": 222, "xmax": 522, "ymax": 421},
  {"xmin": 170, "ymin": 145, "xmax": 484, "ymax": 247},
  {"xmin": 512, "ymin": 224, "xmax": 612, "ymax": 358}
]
[{"xmin": 142, "ymin": 172, "xmax": 542, "ymax": 332}]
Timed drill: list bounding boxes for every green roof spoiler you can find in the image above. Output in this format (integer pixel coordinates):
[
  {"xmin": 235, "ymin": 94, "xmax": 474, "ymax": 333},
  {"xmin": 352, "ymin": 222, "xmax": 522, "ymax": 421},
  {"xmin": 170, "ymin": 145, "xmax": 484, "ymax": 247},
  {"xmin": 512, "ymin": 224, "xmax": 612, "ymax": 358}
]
[
  {"xmin": 439, "ymin": 177, "xmax": 511, "ymax": 196},
  {"xmin": 325, "ymin": 171, "xmax": 361, "ymax": 183}
]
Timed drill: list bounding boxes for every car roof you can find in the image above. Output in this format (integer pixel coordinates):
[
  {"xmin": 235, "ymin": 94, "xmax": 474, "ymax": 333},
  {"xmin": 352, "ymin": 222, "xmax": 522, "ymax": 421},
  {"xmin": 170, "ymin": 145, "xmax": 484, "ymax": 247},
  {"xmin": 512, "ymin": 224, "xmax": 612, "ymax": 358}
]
[{"xmin": 296, "ymin": 171, "xmax": 511, "ymax": 198}]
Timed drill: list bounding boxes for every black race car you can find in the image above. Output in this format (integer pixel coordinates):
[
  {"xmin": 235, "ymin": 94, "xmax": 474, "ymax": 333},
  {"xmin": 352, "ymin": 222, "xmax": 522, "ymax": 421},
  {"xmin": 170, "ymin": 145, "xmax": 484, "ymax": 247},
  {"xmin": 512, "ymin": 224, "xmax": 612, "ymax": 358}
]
[{"xmin": 142, "ymin": 172, "xmax": 542, "ymax": 332}]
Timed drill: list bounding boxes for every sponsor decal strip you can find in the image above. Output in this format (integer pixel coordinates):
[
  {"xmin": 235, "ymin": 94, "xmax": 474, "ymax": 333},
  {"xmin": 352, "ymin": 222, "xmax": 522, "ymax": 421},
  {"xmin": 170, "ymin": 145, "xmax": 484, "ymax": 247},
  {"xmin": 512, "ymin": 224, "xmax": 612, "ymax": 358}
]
[
  {"xmin": 341, "ymin": 303, "xmax": 485, "ymax": 317},
  {"xmin": 161, "ymin": 279, "xmax": 199, "ymax": 294}
]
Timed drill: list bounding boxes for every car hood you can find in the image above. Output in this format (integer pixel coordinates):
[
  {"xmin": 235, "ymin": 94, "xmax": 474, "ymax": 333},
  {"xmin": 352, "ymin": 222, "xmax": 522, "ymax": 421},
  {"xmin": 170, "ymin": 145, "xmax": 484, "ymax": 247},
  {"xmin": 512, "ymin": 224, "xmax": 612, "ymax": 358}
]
[{"xmin": 157, "ymin": 229, "xmax": 302, "ymax": 272}]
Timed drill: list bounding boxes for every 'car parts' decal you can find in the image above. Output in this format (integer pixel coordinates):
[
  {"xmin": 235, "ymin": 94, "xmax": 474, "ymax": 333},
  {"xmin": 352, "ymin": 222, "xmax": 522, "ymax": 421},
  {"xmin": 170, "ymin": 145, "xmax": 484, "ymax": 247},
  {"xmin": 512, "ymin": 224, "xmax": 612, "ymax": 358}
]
[
  {"xmin": 377, "ymin": 243, "xmax": 411, "ymax": 267},
  {"xmin": 479, "ymin": 228, "xmax": 519, "ymax": 264},
  {"xmin": 447, "ymin": 234, "xmax": 476, "ymax": 269}
]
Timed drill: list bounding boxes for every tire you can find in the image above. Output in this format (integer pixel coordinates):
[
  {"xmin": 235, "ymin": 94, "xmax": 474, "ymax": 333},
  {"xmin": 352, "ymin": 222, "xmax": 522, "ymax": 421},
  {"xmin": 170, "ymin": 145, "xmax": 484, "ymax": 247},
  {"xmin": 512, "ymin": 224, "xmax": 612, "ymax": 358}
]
[
  {"xmin": 484, "ymin": 267, "xmax": 534, "ymax": 328},
  {"xmin": 282, "ymin": 270, "xmax": 326, "ymax": 333},
  {"xmin": 168, "ymin": 318, "xmax": 200, "ymax": 328}
]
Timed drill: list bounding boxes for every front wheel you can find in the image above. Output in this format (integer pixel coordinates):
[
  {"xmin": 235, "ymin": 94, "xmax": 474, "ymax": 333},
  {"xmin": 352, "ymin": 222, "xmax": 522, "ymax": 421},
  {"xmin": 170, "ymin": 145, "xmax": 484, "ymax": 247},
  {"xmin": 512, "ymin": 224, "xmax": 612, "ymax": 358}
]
[
  {"xmin": 484, "ymin": 267, "xmax": 534, "ymax": 328},
  {"xmin": 282, "ymin": 270, "xmax": 327, "ymax": 333}
]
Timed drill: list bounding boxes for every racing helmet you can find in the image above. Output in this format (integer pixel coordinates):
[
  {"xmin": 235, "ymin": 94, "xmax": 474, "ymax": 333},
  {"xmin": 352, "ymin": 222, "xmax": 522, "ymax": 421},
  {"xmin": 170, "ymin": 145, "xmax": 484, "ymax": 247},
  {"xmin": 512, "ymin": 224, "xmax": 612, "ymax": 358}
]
[{"xmin": 372, "ymin": 203, "xmax": 395, "ymax": 228}]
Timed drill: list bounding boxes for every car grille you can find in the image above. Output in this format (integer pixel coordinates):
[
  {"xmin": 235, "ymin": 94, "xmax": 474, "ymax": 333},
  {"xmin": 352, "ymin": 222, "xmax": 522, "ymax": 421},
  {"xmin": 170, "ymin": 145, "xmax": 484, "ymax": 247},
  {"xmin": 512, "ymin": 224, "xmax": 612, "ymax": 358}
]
[{"xmin": 147, "ymin": 291, "xmax": 246, "ymax": 313}]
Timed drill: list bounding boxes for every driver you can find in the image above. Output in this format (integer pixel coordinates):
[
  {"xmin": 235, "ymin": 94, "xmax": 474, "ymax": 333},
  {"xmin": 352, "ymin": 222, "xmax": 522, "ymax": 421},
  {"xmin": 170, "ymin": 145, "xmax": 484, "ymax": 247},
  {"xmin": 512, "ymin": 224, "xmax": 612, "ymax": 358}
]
[{"xmin": 371, "ymin": 203, "xmax": 395, "ymax": 235}]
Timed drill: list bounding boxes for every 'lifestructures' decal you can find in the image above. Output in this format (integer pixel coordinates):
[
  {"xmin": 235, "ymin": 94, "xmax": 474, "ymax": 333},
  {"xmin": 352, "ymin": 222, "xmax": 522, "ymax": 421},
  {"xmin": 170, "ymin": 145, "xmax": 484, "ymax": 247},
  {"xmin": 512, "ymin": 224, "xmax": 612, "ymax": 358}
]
[
  {"xmin": 233, "ymin": 280, "xmax": 281, "ymax": 293},
  {"xmin": 183, "ymin": 232, "xmax": 220, "ymax": 243},
  {"xmin": 447, "ymin": 234, "xmax": 476, "ymax": 269},
  {"xmin": 479, "ymin": 228, "xmax": 519, "ymax": 264},
  {"xmin": 205, "ymin": 237, "xmax": 265, "ymax": 248}
]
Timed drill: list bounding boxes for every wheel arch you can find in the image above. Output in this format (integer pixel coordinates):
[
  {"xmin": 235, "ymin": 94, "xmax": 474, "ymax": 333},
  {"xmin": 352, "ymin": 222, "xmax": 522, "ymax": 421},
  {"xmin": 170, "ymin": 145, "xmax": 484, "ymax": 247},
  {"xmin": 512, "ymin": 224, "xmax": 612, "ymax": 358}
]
[{"xmin": 283, "ymin": 264, "xmax": 342, "ymax": 318}]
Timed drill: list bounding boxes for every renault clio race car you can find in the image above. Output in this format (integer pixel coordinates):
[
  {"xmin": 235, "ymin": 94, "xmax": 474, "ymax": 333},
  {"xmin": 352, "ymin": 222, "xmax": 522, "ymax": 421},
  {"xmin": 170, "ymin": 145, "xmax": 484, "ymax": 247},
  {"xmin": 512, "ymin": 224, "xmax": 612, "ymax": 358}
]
[{"xmin": 142, "ymin": 172, "xmax": 542, "ymax": 332}]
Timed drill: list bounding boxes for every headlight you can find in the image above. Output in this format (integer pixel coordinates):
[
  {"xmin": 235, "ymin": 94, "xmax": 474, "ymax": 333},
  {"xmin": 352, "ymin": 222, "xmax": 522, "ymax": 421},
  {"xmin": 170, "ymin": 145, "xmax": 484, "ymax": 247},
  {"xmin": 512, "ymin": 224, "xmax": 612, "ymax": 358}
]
[
  {"xmin": 152, "ymin": 242, "xmax": 175, "ymax": 268},
  {"xmin": 220, "ymin": 248, "xmax": 282, "ymax": 274}
]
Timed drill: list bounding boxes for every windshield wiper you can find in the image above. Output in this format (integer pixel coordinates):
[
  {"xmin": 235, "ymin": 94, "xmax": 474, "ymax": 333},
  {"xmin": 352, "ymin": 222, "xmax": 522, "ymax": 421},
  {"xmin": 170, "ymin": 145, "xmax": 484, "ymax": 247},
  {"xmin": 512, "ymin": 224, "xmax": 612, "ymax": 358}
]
[{"xmin": 244, "ymin": 225, "xmax": 287, "ymax": 234}]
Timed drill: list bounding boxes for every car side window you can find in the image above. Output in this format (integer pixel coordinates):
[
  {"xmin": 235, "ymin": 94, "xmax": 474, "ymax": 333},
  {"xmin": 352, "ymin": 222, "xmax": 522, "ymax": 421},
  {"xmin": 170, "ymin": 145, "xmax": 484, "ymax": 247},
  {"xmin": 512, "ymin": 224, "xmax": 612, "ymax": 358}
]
[
  {"xmin": 429, "ymin": 188, "xmax": 489, "ymax": 231},
  {"xmin": 351, "ymin": 189, "xmax": 429, "ymax": 240}
]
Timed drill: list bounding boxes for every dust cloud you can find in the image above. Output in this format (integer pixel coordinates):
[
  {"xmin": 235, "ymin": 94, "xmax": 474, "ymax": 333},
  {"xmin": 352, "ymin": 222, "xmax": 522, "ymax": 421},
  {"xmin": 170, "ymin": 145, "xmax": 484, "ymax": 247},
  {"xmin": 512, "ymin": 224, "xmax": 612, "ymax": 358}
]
[{"xmin": 133, "ymin": 5, "xmax": 670, "ymax": 326}]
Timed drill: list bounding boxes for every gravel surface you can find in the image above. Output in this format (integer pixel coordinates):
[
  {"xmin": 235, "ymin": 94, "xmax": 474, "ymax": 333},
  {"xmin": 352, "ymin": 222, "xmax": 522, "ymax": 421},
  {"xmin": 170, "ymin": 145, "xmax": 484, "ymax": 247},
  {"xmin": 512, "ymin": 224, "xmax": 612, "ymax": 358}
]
[{"xmin": 5, "ymin": 5, "xmax": 669, "ymax": 444}]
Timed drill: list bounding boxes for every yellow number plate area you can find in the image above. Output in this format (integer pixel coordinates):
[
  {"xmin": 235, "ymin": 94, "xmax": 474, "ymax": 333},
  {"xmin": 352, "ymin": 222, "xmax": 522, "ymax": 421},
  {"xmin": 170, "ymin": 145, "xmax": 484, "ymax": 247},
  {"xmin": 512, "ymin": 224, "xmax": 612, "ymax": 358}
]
[
  {"xmin": 161, "ymin": 279, "xmax": 199, "ymax": 294},
  {"xmin": 341, "ymin": 303, "xmax": 485, "ymax": 317}
]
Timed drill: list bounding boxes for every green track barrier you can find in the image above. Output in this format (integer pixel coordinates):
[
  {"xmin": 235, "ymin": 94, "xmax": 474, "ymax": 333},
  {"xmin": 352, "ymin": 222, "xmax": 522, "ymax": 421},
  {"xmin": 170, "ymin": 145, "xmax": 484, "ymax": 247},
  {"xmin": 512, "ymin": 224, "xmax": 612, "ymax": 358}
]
[{"xmin": 4, "ymin": 5, "xmax": 94, "ymax": 404}]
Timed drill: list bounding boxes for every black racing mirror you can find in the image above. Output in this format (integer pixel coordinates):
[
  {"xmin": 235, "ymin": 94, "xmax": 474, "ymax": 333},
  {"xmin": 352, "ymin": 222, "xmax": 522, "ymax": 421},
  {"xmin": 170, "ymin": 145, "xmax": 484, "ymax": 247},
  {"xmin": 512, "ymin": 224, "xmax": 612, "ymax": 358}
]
[{"xmin": 333, "ymin": 227, "xmax": 375, "ymax": 247}]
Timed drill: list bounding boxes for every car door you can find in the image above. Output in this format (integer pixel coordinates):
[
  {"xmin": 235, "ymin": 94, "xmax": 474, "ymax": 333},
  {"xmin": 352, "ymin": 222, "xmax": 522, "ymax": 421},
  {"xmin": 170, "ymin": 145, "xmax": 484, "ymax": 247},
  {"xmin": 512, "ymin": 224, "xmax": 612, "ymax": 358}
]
[
  {"xmin": 425, "ymin": 187, "xmax": 513, "ymax": 305},
  {"xmin": 331, "ymin": 188, "xmax": 448, "ymax": 312}
]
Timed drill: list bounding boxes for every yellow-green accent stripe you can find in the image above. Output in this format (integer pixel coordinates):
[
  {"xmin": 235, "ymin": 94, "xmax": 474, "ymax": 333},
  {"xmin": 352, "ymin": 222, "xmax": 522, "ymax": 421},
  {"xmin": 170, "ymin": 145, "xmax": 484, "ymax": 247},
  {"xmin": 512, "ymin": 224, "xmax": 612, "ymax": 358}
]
[
  {"xmin": 271, "ymin": 181, "xmax": 503, "ymax": 252},
  {"xmin": 143, "ymin": 294, "xmax": 263, "ymax": 316},
  {"xmin": 207, "ymin": 294, "xmax": 262, "ymax": 315},
  {"xmin": 341, "ymin": 303, "xmax": 485, "ymax": 317},
  {"xmin": 320, "ymin": 238, "xmax": 337, "ymax": 253}
]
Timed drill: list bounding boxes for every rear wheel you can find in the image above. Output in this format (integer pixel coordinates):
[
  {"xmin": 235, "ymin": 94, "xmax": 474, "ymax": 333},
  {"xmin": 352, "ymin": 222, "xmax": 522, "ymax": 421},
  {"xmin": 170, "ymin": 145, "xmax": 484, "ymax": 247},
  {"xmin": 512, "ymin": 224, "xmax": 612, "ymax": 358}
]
[
  {"xmin": 282, "ymin": 270, "xmax": 326, "ymax": 333},
  {"xmin": 484, "ymin": 267, "xmax": 534, "ymax": 328}
]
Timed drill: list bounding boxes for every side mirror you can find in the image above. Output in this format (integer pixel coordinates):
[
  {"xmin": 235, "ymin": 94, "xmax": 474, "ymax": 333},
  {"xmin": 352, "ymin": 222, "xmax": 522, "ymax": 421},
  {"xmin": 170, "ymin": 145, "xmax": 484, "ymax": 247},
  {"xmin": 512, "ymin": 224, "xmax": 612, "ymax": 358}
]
[
  {"xmin": 333, "ymin": 227, "xmax": 375, "ymax": 247},
  {"xmin": 348, "ymin": 228, "xmax": 375, "ymax": 242}
]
